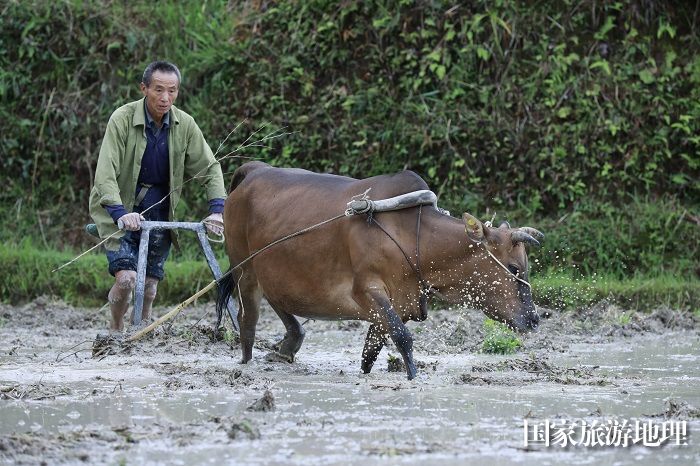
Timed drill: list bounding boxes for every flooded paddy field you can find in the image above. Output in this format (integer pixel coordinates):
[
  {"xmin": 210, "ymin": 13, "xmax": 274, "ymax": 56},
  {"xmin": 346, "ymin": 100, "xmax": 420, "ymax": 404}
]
[{"xmin": 0, "ymin": 297, "xmax": 698, "ymax": 465}]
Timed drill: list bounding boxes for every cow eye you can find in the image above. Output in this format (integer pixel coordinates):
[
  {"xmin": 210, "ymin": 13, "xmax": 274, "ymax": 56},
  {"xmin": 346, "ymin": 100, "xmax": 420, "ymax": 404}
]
[{"xmin": 508, "ymin": 265, "xmax": 520, "ymax": 277}]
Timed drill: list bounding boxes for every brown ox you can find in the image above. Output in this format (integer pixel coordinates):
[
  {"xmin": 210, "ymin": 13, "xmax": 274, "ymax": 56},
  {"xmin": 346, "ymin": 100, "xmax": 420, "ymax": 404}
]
[{"xmin": 217, "ymin": 161, "xmax": 543, "ymax": 380}]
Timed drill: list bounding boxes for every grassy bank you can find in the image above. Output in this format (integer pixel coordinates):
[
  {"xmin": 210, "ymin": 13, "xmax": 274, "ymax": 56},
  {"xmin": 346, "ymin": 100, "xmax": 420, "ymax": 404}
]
[
  {"xmin": 533, "ymin": 274, "xmax": 699, "ymax": 313},
  {"xmin": 0, "ymin": 242, "xmax": 225, "ymax": 307},
  {"xmin": 2, "ymin": 243, "xmax": 697, "ymax": 313}
]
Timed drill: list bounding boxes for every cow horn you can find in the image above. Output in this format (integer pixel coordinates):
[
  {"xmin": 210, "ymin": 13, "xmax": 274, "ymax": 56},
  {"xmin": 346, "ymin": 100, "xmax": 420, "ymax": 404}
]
[
  {"xmin": 519, "ymin": 227, "xmax": 545, "ymax": 241},
  {"xmin": 462, "ymin": 213, "xmax": 485, "ymax": 242},
  {"xmin": 511, "ymin": 230, "xmax": 541, "ymax": 247}
]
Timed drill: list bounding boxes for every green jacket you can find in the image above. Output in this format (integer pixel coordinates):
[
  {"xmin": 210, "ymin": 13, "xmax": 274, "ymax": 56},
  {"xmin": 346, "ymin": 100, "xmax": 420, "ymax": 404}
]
[{"xmin": 89, "ymin": 98, "xmax": 227, "ymax": 250}]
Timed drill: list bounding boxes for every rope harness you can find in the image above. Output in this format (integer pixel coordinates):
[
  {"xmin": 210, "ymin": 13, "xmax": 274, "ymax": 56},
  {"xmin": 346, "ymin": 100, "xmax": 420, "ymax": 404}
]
[
  {"xmin": 362, "ymin": 204, "xmax": 431, "ymax": 321},
  {"xmin": 472, "ymin": 239, "xmax": 532, "ymax": 289},
  {"xmin": 201, "ymin": 218, "xmax": 226, "ymax": 243}
]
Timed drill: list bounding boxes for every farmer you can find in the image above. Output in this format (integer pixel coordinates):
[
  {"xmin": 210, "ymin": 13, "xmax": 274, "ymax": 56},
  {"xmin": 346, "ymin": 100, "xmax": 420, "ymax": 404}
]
[{"xmin": 88, "ymin": 61, "xmax": 226, "ymax": 333}]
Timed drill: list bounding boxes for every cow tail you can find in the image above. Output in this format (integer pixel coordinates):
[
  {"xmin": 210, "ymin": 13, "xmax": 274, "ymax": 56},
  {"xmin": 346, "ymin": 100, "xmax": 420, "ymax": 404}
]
[
  {"xmin": 215, "ymin": 269, "xmax": 235, "ymax": 329},
  {"xmin": 218, "ymin": 162, "xmax": 239, "ymax": 325},
  {"xmin": 219, "ymin": 162, "xmax": 262, "ymax": 326}
]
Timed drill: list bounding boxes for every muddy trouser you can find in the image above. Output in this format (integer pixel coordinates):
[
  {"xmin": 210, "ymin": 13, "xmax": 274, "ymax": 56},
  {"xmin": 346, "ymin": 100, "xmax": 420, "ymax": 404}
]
[{"xmin": 105, "ymin": 208, "xmax": 171, "ymax": 280}]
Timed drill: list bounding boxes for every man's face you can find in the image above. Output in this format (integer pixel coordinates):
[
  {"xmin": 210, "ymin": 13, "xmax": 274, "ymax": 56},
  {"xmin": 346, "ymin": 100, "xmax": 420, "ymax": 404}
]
[{"xmin": 140, "ymin": 70, "xmax": 179, "ymax": 123}]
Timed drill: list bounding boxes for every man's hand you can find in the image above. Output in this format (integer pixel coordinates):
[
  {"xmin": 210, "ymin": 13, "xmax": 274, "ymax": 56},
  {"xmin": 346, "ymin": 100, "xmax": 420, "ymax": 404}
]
[
  {"xmin": 117, "ymin": 213, "xmax": 145, "ymax": 231},
  {"xmin": 203, "ymin": 213, "xmax": 224, "ymax": 236}
]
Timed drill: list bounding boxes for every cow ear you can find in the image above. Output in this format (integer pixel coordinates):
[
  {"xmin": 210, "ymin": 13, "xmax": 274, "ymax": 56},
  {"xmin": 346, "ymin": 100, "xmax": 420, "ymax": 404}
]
[{"xmin": 462, "ymin": 213, "xmax": 485, "ymax": 242}]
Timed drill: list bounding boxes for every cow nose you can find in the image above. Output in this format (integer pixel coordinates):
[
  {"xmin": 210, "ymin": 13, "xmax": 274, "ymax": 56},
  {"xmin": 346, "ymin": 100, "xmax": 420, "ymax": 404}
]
[
  {"xmin": 514, "ymin": 309, "xmax": 539, "ymax": 333},
  {"xmin": 529, "ymin": 310, "xmax": 540, "ymax": 330},
  {"xmin": 522, "ymin": 309, "xmax": 539, "ymax": 331},
  {"xmin": 526, "ymin": 309, "xmax": 540, "ymax": 330}
]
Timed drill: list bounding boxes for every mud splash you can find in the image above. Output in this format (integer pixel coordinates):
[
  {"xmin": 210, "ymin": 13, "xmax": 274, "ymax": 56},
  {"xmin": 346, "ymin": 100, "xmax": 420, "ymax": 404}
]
[{"xmin": 0, "ymin": 297, "xmax": 698, "ymax": 465}]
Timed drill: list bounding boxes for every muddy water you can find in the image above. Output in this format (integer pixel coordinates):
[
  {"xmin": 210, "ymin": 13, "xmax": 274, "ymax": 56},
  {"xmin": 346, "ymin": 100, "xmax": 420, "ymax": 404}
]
[{"xmin": 0, "ymin": 300, "xmax": 698, "ymax": 465}]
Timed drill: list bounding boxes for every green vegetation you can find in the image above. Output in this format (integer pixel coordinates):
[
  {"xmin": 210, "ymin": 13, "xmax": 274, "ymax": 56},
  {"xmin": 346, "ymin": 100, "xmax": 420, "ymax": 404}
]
[
  {"xmin": 0, "ymin": 242, "xmax": 224, "ymax": 307},
  {"xmin": 387, "ymin": 353, "xmax": 405, "ymax": 372},
  {"xmin": 0, "ymin": 1, "xmax": 697, "ymax": 308},
  {"xmin": 179, "ymin": 328, "xmax": 196, "ymax": 344},
  {"xmin": 528, "ymin": 195, "xmax": 698, "ymax": 278},
  {"xmin": 532, "ymin": 274, "xmax": 700, "ymax": 312},
  {"xmin": 618, "ymin": 312, "xmax": 632, "ymax": 326},
  {"xmin": 482, "ymin": 318, "xmax": 522, "ymax": 354}
]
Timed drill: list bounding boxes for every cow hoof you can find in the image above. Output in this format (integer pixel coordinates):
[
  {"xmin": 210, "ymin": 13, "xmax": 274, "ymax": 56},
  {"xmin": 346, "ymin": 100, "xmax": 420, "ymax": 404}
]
[
  {"xmin": 265, "ymin": 351, "xmax": 294, "ymax": 363},
  {"xmin": 406, "ymin": 364, "xmax": 418, "ymax": 380},
  {"xmin": 274, "ymin": 333, "xmax": 305, "ymax": 355}
]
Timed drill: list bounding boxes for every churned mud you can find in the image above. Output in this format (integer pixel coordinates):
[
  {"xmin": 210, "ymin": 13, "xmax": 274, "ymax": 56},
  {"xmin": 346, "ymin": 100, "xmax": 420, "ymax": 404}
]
[{"xmin": 0, "ymin": 296, "xmax": 698, "ymax": 465}]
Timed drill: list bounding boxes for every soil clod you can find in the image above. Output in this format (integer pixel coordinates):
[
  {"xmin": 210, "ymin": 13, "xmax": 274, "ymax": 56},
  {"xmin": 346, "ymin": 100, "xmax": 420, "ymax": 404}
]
[
  {"xmin": 648, "ymin": 399, "xmax": 700, "ymax": 420},
  {"xmin": 387, "ymin": 354, "xmax": 404, "ymax": 372},
  {"xmin": 91, "ymin": 333, "xmax": 126, "ymax": 358},
  {"xmin": 246, "ymin": 390, "xmax": 275, "ymax": 412}
]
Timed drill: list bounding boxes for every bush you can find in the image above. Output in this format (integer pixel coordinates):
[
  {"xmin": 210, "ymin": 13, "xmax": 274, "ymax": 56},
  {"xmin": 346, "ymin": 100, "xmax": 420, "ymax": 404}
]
[
  {"xmin": 0, "ymin": 0, "xmax": 697, "ymax": 279},
  {"xmin": 525, "ymin": 195, "xmax": 699, "ymax": 278}
]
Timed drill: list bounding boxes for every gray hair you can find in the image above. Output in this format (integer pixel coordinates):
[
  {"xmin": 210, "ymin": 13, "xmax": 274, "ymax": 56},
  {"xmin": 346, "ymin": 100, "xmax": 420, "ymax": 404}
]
[{"xmin": 142, "ymin": 61, "xmax": 181, "ymax": 87}]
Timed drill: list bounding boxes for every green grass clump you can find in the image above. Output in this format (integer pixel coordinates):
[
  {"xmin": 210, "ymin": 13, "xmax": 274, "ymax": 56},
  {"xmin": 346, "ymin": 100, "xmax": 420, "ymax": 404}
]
[
  {"xmin": 387, "ymin": 353, "xmax": 405, "ymax": 372},
  {"xmin": 618, "ymin": 312, "xmax": 632, "ymax": 326},
  {"xmin": 482, "ymin": 318, "xmax": 522, "ymax": 355},
  {"xmin": 222, "ymin": 328, "xmax": 239, "ymax": 345}
]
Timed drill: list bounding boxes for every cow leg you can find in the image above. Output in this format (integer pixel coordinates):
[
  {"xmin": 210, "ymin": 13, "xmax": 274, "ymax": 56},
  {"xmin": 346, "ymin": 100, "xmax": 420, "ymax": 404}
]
[
  {"xmin": 361, "ymin": 323, "xmax": 387, "ymax": 374},
  {"xmin": 362, "ymin": 291, "xmax": 417, "ymax": 380},
  {"xmin": 269, "ymin": 309, "xmax": 305, "ymax": 363},
  {"xmin": 237, "ymin": 273, "xmax": 262, "ymax": 364}
]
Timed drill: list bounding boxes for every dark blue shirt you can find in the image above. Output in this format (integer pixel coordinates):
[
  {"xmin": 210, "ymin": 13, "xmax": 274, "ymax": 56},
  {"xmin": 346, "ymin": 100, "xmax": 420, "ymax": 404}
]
[{"xmin": 136, "ymin": 104, "xmax": 171, "ymax": 214}]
